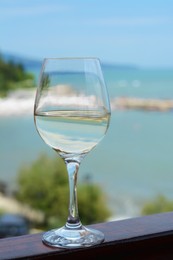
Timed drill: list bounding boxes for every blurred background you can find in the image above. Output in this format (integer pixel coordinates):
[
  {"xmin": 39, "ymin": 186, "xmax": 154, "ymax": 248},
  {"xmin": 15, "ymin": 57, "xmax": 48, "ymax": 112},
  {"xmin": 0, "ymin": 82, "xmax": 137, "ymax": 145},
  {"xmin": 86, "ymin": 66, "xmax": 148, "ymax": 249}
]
[{"xmin": 0, "ymin": 0, "xmax": 173, "ymax": 237}]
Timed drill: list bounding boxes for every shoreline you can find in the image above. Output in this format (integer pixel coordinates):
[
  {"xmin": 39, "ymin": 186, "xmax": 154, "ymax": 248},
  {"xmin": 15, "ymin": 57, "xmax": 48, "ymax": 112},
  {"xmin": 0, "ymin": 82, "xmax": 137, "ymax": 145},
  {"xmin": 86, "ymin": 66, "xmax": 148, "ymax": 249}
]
[
  {"xmin": 1, "ymin": 89, "xmax": 173, "ymax": 116},
  {"xmin": 112, "ymin": 96, "xmax": 173, "ymax": 112},
  {"xmin": 0, "ymin": 89, "xmax": 35, "ymax": 116}
]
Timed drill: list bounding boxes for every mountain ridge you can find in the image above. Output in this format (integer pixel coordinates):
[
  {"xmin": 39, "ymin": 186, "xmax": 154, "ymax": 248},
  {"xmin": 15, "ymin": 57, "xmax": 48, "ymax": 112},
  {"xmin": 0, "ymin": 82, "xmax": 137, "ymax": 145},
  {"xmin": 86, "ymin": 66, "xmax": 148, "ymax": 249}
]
[{"xmin": 1, "ymin": 52, "xmax": 138, "ymax": 71}]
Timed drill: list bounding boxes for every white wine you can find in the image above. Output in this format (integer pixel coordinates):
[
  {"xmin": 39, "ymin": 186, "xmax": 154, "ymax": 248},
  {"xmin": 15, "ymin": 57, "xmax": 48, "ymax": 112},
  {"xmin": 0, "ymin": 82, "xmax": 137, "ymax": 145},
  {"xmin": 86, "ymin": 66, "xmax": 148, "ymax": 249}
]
[{"xmin": 34, "ymin": 110, "xmax": 110, "ymax": 155}]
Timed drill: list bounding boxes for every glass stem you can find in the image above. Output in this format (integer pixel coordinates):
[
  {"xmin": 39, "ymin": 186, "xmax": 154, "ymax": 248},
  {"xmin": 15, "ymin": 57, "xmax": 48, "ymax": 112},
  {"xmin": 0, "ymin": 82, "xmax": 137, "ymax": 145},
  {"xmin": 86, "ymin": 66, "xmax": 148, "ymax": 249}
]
[{"xmin": 65, "ymin": 160, "xmax": 82, "ymax": 229}]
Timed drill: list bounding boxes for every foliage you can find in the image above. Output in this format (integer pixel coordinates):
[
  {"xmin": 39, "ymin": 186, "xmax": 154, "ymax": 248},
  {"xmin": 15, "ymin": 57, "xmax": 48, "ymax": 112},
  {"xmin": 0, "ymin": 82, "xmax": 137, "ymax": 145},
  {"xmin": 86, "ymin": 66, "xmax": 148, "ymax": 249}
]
[
  {"xmin": 15, "ymin": 154, "xmax": 111, "ymax": 229},
  {"xmin": 0, "ymin": 55, "xmax": 35, "ymax": 96},
  {"xmin": 141, "ymin": 194, "xmax": 173, "ymax": 216},
  {"xmin": 78, "ymin": 184, "xmax": 110, "ymax": 224},
  {"xmin": 0, "ymin": 209, "xmax": 5, "ymax": 216}
]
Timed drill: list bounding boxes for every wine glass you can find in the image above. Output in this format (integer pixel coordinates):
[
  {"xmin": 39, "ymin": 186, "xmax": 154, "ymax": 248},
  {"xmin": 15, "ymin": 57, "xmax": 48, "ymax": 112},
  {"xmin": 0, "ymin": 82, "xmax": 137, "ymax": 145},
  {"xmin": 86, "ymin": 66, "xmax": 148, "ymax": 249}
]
[{"xmin": 34, "ymin": 57, "xmax": 111, "ymax": 248}]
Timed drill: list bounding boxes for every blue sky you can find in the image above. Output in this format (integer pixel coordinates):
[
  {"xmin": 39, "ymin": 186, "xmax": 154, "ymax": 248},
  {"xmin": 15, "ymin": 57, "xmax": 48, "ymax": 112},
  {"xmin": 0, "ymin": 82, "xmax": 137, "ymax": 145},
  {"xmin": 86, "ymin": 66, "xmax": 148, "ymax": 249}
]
[{"xmin": 0, "ymin": 0, "xmax": 173, "ymax": 67}]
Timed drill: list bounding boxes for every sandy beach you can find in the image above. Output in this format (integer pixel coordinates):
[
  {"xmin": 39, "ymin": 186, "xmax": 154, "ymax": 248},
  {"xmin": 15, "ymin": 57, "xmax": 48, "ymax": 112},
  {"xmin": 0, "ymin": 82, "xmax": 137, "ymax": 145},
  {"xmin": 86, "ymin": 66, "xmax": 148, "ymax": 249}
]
[{"xmin": 0, "ymin": 89, "xmax": 36, "ymax": 116}]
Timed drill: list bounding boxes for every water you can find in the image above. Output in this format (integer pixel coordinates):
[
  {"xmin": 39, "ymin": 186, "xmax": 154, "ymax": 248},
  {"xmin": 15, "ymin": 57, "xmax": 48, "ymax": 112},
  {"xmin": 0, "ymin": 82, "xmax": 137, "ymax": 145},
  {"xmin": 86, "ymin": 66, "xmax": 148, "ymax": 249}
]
[
  {"xmin": 0, "ymin": 65, "xmax": 173, "ymax": 219},
  {"xmin": 104, "ymin": 66, "xmax": 173, "ymax": 99}
]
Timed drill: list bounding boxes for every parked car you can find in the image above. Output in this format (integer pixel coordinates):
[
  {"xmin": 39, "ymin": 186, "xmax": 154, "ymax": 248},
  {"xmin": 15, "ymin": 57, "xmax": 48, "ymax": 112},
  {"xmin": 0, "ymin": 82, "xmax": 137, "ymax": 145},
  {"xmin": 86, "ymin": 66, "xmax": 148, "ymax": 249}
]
[{"xmin": 0, "ymin": 214, "xmax": 29, "ymax": 238}]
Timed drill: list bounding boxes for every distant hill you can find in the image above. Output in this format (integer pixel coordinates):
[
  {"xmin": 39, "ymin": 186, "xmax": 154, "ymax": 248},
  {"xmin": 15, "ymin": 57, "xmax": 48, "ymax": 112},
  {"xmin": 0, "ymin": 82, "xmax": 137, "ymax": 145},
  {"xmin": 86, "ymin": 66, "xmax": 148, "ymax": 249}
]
[
  {"xmin": 102, "ymin": 62, "xmax": 138, "ymax": 70},
  {"xmin": 1, "ymin": 52, "xmax": 42, "ymax": 72},
  {"xmin": 1, "ymin": 52, "xmax": 137, "ymax": 72}
]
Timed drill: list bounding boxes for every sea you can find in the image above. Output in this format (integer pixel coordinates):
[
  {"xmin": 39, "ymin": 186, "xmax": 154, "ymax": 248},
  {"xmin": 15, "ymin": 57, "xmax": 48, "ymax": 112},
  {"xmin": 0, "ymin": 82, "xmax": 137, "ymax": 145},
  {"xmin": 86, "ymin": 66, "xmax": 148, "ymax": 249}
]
[{"xmin": 0, "ymin": 62, "xmax": 173, "ymax": 220}]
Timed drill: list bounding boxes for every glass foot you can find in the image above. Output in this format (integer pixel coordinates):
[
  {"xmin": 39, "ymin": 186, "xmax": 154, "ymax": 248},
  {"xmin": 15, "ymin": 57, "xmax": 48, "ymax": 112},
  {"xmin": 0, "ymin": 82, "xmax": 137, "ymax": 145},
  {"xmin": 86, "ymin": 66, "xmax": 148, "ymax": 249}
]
[{"xmin": 42, "ymin": 225, "xmax": 105, "ymax": 248}]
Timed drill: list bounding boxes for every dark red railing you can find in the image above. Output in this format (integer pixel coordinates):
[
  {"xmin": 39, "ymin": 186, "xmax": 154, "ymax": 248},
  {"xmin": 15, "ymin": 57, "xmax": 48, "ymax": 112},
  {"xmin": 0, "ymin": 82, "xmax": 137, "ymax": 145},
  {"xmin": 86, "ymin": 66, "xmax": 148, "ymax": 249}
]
[{"xmin": 0, "ymin": 211, "xmax": 173, "ymax": 259}]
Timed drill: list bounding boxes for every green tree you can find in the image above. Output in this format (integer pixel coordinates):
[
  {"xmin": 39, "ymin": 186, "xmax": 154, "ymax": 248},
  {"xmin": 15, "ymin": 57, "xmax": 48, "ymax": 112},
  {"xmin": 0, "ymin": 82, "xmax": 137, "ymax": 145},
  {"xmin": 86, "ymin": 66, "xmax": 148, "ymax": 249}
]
[
  {"xmin": 15, "ymin": 154, "xmax": 111, "ymax": 229},
  {"xmin": 141, "ymin": 194, "xmax": 173, "ymax": 216},
  {"xmin": 0, "ymin": 55, "xmax": 35, "ymax": 96}
]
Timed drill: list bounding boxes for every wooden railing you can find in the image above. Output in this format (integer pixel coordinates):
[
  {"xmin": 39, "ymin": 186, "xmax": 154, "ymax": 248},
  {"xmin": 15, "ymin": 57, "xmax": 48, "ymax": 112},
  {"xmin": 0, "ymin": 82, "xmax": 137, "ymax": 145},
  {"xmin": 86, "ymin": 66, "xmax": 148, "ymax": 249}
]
[{"xmin": 1, "ymin": 211, "xmax": 173, "ymax": 259}]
